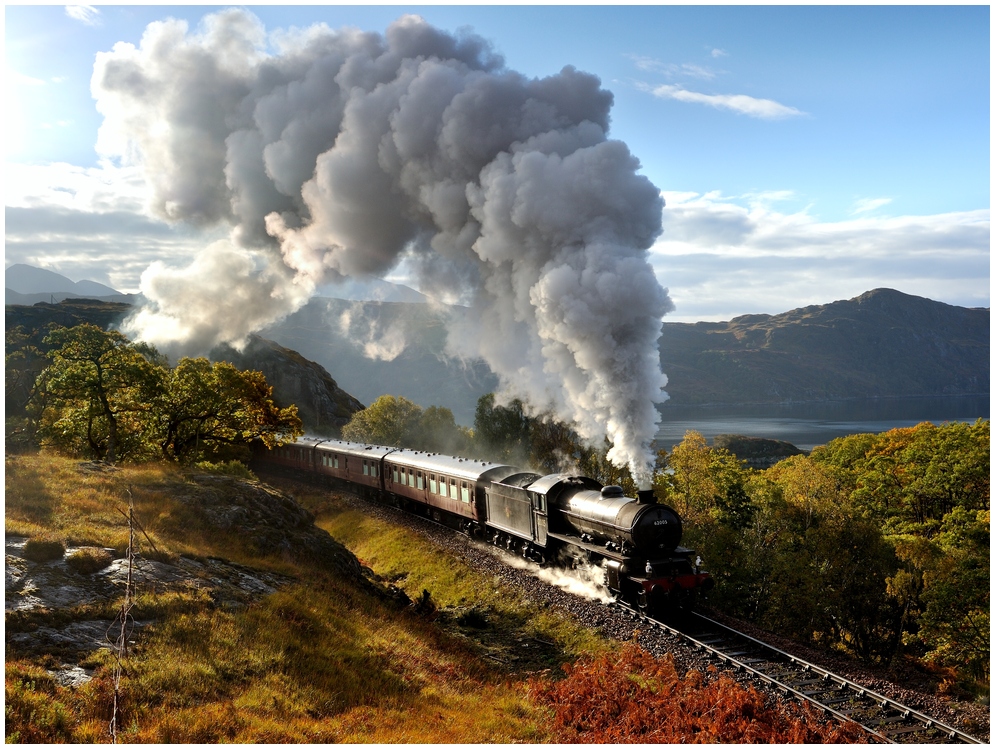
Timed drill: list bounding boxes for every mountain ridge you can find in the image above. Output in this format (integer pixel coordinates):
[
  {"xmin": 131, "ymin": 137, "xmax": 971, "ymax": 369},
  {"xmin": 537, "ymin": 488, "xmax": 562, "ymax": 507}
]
[{"xmin": 6, "ymin": 274, "xmax": 988, "ymax": 422}]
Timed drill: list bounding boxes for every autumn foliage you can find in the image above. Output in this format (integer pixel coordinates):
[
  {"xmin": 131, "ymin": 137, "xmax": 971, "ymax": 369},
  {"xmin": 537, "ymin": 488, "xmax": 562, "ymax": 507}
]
[{"xmin": 528, "ymin": 643, "xmax": 866, "ymax": 743}]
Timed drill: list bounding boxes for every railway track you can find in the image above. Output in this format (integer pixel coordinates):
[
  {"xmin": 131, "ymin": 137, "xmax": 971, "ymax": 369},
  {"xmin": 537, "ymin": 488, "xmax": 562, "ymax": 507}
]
[{"xmin": 614, "ymin": 603, "xmax": 982, "ymax": 744}]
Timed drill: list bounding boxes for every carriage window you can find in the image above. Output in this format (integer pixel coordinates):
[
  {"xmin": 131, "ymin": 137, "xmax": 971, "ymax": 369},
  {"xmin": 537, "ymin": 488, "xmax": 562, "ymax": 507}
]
[
  {"xmin": 429, "ymin": 475, "xmax": 437, "ymax": 493},
  {"xmin": 372, "ymin": 463, "xmax": 379, "ymax": 477},
  {"xmin": 438, "ymin": 478, "xmax": 447, "ymax": 498},
  {"xmin": 363, "ymin": 461, "xmax": 370, "ymax": 476},
  {"xmin": 417, "ymin": 473, "xmax": 424, "ymax": 490},
  {"xmin": 334, "ymin": 456, "xmax": 339, "ymax": 469},
  {"xmin": 460, "ymin": 482, "xmax": 470, "ymax": 503},
  {"xmin": 450, "ymin": 479, "xmax": 458, "ymax": 500}
]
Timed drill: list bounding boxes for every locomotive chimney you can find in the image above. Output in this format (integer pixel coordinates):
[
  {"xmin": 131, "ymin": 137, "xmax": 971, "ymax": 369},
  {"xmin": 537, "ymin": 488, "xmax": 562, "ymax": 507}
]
[{"xmin": 636, "ymin": 488, "xmax": 658, "ymax": 504}]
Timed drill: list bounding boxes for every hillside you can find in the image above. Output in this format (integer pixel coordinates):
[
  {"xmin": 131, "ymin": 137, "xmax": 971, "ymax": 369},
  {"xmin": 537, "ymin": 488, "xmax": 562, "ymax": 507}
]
[
  {"xmin": 4, "ymin": 454, "xmax": 874, "ymax": 742},
  {"xmin": 4, "ymin": 299, "xmax": 362, "ymax": 435},
  {"xmin": 213, "ymin": 335, "xmax": 364, "ymax": 435},
  {"xmin": 660, "ymin": 288, "xmax": 989, "ymax": 405}
]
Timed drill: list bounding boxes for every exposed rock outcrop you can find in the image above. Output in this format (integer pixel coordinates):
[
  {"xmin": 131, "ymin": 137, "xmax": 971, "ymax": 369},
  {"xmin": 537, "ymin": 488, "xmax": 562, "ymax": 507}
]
[
  {"xmin": 212, "ymin": 335, "xmax": 364, "ymax": 435},
  {"xmin": 5, "ymin": 473, "xmax": 366, "ymax": 686}
]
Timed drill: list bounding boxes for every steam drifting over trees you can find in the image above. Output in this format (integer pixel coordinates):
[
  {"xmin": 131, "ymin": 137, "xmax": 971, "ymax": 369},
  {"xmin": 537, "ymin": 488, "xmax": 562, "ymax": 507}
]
[{"xmin": 93, "ymin": 10, "xmax": 673, "ymax": 484}]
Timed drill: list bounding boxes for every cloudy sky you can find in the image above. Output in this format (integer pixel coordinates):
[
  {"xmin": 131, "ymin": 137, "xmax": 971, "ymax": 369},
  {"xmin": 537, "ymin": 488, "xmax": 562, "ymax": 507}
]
[{"xmin": 5, "ymin": 4, "xmax": 990, "ymax": 322}]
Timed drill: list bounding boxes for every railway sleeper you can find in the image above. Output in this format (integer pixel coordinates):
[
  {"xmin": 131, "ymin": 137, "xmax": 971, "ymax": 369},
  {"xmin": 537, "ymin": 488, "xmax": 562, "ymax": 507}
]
[
  {"xmin": 789, "ymin": 677, "xmax": 829, "ymax": 688},
  {"xmin": 818, "ymin": 695, "xmax": 855, "ymax": 706},
  {"xmin": 866, "ymin": 715, "xmax": 912, "ymax": 726},
  {"xmin": 880, "ymin": 725, "xmax": 936, "ymax": 738}
]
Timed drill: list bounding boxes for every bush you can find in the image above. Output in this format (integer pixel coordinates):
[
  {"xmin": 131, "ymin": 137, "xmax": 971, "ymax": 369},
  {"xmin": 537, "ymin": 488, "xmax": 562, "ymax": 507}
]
[
  {"xmin": 23, "ymin": 536, "xmax": 66, "ymax": 562},
  {"xmin": 66, "ymin": 547, "xmax": 114, "ymax": 574},
  {"xmin": 192, "ymin": 460, "xmax": 256, "ymax": 481},
  {"xmin": 528, "ymin": 643, "xmax": 866, "ymax": 743}
]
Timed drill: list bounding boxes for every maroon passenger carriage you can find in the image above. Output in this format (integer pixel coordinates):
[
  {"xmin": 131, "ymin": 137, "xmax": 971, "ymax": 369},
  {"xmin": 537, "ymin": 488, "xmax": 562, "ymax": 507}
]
[{"xmin": 258, "ymin": 436, "xmax": 713, "ymax": 615}]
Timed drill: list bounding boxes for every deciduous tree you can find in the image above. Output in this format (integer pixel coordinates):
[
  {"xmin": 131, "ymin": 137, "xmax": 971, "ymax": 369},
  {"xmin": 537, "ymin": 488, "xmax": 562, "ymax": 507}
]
[
  {"xmin": 35, "ymin": 324, "xmax": 164, "ymax": 462},
  {"xmin": 155, "ymin": 357, "xmax": 303, "ymax": 462}
]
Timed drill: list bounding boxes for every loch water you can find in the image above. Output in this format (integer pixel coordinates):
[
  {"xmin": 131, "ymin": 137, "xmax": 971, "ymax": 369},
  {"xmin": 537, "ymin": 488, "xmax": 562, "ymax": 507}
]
[{"xmin": 654, "ymin": 395, "xmax": 990, "ymax": 452}]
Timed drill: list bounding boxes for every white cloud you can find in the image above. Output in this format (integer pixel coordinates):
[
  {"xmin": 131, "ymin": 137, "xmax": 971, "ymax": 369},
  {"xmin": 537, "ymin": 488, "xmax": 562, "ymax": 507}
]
[
  {"xmin": 652, "ymin": 191, "xmax": 990, "ymax": 322},
  {"xmin": 627, "ymin": 55, "xmax": 716, "ymax": 80},
  {"xmin": 710, "ymin": 48, "xmax": 728, "ymax": 58},
  {"xmin": 65, "ymin": 5, "xmax": 100, "ymax": 26},
  {"xmin": 5, "ymin": 161, "xmax": 150, "ymax": 213},
  {"xmin": 8, "ymin": 69, "xmax": 46, "ymax": 86},
  {"xmin": 4, "ymin": 162, "xmax": 221, "ymax": 293},
  {"xmin": 646, "ymin": 83, "xmax": 804, "ymax": 119},
  {"xmin": 851, "ymin": 197, "xmax": 893, "ymax": 214}
]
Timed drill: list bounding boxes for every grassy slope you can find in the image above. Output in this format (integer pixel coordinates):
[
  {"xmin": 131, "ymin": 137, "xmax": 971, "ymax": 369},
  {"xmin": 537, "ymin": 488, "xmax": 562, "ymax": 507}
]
[
  {"xmin": 5, "ymin": 454, "xmax": 573, "ymax": 743},
  {"xmin": 6, "ymin": 454, "xmax": 854, "ymax": 743}
]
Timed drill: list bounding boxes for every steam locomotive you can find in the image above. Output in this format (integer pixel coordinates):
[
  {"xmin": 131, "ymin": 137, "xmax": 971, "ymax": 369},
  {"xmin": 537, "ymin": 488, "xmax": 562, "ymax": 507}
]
[{"xmin": 257, "ymin": 437, "xmax": 713, "ymax": 615}]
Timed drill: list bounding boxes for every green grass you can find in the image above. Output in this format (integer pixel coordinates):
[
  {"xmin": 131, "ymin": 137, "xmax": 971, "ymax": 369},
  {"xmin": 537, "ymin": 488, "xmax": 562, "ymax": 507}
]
[{"xmin": 282, "ymin": 478, "xmax": 610, "ymax": 661}]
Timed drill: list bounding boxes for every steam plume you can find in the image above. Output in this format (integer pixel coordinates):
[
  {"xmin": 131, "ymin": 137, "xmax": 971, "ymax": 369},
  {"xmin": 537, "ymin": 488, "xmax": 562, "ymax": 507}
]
[{"xmin": 94, "ymin": 9, "xmax": 673, "ymax": 482}]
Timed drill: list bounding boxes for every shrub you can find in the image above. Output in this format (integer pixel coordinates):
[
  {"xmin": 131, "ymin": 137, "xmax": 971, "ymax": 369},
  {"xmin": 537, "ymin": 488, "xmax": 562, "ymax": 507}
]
[
  {"xmin": 192, "ymin": 460, "xmax": 256, "ymax": 481},
  {"xmin": 66, "ymin": 547, "xmax": 114, "ymax": 574},
  {"xmin": 23, "ymin": 535, "xmax": 66, "ymax": 562},
  {"xmin": 528, "ymin": 643, "xmax": 866, "ymax": 743}
]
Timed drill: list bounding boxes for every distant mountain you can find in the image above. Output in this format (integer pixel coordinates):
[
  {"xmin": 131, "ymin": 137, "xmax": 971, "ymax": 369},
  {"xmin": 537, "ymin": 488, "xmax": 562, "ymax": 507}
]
[
  {"xmin": 314, "ymin": 277, "xmax": 428, "ymax": 304},
  {"xmin": 660, "ymin": 288, "xmax": 989, "ymax": 405},
  {"xmin": 5, "ymin": 264, "xmax": 120, "ymax": 297},
  {"xmin": 7, "ymin": 288, "xmax": 988, "ymax": 431},
  {"xmin": 262, "ymin": 288, "xmax": 989, "ymax": 419}
]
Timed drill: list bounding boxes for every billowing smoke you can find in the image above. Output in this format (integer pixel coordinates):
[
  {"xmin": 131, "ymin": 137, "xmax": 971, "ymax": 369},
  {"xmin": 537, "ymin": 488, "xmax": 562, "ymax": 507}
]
[{"xmin": 94, "ymin": 9, "xmax": 673, "ymax": 483}]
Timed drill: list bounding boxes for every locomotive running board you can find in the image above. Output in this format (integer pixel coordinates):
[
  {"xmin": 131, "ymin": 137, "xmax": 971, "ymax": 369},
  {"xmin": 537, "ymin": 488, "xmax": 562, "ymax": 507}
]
[{"xmin": 544, "ymin": 531, "xmax": 628, "ymax": 562}]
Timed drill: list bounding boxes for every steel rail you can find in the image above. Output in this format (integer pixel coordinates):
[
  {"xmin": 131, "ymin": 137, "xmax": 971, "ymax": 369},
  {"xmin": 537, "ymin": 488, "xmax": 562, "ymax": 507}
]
[
  {"xmin": 613, "ymin": 602, "xmax": 981, "ymax": 744},
  {"xmin": 687, "ymin": 612, "xmax": 981, "ymax": 744}
]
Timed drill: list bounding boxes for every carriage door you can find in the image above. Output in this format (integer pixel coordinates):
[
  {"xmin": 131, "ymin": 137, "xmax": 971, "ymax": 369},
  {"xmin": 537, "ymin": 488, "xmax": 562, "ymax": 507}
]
[{"xmin": 529, "ymin": 491, "xmax": 548, "ymax": 545}]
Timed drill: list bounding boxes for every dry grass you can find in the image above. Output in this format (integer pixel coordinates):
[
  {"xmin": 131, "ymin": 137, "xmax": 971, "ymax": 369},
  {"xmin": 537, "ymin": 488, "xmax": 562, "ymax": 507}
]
[
  {"xmin": 4, "ymin": 454, "xmax": 557, "ymax": 743},
  {"xmin": 6, "ymin": 454, "xmax": 857, "ymax": 743}
]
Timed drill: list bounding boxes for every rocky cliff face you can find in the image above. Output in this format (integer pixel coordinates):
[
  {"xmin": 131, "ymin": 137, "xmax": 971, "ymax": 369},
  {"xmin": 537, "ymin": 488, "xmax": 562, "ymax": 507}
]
[{"xmin": 212, "ymin": 336, "xmax": 364, "ymax": 435}]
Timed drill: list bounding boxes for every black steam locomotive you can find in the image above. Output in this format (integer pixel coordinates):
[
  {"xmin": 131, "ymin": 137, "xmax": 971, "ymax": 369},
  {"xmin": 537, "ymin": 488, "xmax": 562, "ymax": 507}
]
[{"xmin": 257, "ymin": 437, "xmax": 713, "ymax": 615}]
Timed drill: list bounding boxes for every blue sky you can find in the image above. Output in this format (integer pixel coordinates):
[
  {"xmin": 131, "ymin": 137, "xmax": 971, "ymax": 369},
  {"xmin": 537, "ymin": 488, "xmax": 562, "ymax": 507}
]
[{"xmin": 5, "ymin": 4, "xmax": 990, "ymax": 322}]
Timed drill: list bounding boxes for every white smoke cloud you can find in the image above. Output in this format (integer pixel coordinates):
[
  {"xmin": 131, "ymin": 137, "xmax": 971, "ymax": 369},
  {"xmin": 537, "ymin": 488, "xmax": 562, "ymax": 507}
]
[
  {"xmin": 92, "ymin": 9, "xmax": 672, "ymax": 482},
  {"xmin": 121, "ymin": 239, "xmax": 313, "ymax": 356},
  {"xmin": 486, "ymin": 545, "xmax": 613, "ymax": 604},
  {"xmin": 336, "ymin": 303, "xmax": 409, "ymax": 362}
]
